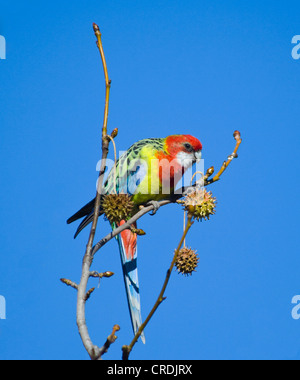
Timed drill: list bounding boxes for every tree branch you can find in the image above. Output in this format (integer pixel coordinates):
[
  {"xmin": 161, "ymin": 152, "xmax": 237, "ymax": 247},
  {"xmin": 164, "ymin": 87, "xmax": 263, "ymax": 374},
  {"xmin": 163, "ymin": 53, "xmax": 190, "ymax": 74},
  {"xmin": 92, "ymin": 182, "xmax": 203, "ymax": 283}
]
[
  {"xmin": 76, "ymin": 23, "xmax": 115, "ymax": 361},
  {"xmin": 205, "ymin": 130, "xmax": 242, "ymax": 186},
  {"xmin": 98, "ymin": 324, "xmax": 121, "ymax": 357}
]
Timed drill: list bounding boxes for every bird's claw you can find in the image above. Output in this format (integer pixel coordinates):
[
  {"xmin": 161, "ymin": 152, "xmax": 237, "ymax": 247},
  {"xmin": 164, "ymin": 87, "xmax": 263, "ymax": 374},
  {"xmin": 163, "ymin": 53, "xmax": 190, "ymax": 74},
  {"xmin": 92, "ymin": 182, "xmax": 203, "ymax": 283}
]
[{"xmin": 147, "ymin": 201, "xmax": 160, "ymax": 216}]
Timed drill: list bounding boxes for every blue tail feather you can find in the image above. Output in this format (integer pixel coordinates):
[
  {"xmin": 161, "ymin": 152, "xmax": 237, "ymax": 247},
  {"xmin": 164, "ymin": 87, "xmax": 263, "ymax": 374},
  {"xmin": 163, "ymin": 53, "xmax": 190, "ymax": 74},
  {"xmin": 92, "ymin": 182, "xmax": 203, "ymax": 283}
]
[{"xmin": 116, "ymin": 231, "xmax": 145, "ymax": 344}]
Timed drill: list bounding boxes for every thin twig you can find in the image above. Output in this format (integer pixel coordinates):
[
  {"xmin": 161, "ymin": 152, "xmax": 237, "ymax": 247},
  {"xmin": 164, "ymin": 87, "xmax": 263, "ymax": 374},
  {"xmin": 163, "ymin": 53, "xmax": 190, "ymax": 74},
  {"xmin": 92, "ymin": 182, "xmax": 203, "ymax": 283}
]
[
  {"xmin": 98, "ymin": 325, "xmax": 121, "ymax": 357},
  {"xmin": 205, "ymin": 130, "xmax": 242, "ymax": 185},
  {"xmin": 60, "ymin": 278, "xmax": 78, "ymax": 290}
]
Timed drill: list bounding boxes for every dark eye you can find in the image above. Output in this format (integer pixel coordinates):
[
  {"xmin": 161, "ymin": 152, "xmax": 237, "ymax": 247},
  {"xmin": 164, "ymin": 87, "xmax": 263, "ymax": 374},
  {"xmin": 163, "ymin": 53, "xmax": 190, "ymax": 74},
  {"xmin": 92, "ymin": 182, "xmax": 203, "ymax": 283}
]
[{"xmin": 183, "ymin": 143, "xmax": 193, "ymax": 152}]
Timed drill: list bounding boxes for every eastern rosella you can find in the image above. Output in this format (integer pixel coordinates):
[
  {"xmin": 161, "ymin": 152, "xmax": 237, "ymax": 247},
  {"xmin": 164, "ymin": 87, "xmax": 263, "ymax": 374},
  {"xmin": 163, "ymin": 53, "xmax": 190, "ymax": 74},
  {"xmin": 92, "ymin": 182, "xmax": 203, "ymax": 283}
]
[{"xmin": 67, "ymin": 134, "xmax": 202, "ymax": 343}]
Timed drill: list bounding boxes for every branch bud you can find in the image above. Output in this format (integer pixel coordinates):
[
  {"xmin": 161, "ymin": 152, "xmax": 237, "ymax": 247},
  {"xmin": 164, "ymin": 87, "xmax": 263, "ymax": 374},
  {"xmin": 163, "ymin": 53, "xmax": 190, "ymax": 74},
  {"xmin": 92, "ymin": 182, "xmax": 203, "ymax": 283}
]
[
  {"xmin": 85, "ymin": 287, "xmax": 96, "ymax": 301},
  {"xmin": 111, "ymin": 128, "xmax": 118, "ymax": 139},
  {"xmin": 233, "ymin": 130, "xmax": 241, "ymax": 141},
  {"xmin": 102, "ymin": 271, "xmax": 114, "ymax": 278},
  {"xmin": 206, "ymin": 166, "xmax": 215, "ymax": 177},
  {"xmin": 93, "ymin": 23, "xmax": 100, "ymax": 34}
]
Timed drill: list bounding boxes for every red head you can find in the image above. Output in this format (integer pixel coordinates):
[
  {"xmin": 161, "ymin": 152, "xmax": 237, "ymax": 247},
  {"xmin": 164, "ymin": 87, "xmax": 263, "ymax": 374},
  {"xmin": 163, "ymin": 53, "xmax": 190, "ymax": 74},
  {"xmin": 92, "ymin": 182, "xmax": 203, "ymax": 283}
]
[
  {"xmin": 152, "ymin": 134, "xmax": 203, "ymax": 190},
  {"xmin": 164, "ymin": 134, "xmax": 203, "ymax": 168}
]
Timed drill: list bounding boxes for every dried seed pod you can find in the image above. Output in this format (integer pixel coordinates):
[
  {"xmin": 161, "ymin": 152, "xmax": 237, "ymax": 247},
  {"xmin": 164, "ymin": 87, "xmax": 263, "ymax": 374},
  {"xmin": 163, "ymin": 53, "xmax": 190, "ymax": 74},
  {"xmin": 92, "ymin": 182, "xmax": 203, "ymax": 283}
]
[
  {"xmin": 175, "ymin": 247, "xmax": 199, "ymax": 276},
  {"xmin": 183, "ymin": 188, "xmax": 216, "ymax": 221},
  {"xmin": 102, "ymin": 193, "xmax": 134, "ymax": 223}
]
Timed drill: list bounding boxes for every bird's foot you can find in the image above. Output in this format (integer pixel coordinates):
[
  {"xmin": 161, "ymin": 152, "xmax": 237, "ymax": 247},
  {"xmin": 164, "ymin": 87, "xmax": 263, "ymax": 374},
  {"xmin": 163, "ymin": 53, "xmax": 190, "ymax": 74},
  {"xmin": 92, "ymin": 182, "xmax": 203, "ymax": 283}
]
[{"xmin": 147, "ymin": 200, "xmax": 160, "ymax": 216}]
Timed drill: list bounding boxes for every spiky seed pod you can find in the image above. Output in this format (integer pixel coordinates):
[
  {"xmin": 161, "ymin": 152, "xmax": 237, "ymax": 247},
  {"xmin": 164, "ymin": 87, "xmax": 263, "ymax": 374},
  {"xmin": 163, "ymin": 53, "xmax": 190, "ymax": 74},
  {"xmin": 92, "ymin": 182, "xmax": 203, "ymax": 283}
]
[
  {"xmin": 175, "ymin": 247, "xmax": 199, "ymax": 276},
  {"xmin": 183, "ymin": 188, "xmax": 217, "ymax": 221},
  {"xmin": 102, "ymin": 193, "xmax": 134, "ymax": 223}
]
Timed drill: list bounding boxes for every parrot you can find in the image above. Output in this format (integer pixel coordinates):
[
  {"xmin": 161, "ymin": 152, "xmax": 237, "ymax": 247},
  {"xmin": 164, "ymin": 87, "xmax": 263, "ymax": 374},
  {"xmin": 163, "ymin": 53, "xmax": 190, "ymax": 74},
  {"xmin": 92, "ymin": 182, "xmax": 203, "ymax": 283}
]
[{"xmin": 67, "ymin": 134, "xmax": 202, "ymax": 343}]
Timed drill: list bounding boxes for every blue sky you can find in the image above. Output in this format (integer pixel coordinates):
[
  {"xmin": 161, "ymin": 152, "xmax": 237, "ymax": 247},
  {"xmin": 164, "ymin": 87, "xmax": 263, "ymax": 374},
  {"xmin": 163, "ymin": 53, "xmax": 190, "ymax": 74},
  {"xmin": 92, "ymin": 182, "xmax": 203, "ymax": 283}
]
[{"xmin": 1, "ymin": 0, "xmax": 300, "ymax": 360}]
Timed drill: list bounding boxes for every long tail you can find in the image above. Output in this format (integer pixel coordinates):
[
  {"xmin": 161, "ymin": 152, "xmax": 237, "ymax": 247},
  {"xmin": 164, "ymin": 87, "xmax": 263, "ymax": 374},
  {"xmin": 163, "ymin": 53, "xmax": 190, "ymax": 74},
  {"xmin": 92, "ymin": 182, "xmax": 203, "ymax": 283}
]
[{"xmin": 115, "ymin": 221, "xmax": 145, "ymax": 344}]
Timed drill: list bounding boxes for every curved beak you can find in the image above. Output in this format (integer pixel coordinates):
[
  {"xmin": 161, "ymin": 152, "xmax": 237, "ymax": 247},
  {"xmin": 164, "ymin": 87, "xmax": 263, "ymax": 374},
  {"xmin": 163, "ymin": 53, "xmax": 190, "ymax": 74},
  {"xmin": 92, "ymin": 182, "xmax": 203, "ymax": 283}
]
[{"xmin": 194, "ymin": 150, "xmax": 202, "ymax": 163}]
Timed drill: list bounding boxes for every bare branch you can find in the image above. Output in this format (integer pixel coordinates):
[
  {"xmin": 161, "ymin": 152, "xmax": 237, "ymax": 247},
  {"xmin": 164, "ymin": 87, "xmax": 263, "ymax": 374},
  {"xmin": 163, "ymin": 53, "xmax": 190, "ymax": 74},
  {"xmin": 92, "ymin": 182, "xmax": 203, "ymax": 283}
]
[
  {"xmin": 98, "ymin": 324, "xmax": 121, "ymax": 357},
  {"xmin": 205, "ymin": 130, "xmax": 242, "ymax": 185},
  {"xmin": 76, "ymin": 23, "xmax": 112, "ymax": 360},
  {"xmin": 60, "ymin": 278, "xmax": 78, "ymax": 290}
]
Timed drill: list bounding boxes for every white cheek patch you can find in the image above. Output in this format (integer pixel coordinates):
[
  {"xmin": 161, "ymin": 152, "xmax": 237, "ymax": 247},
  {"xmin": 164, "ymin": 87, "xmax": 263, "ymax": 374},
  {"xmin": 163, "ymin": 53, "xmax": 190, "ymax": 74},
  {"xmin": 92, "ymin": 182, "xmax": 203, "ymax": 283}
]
[{"xmin": 176, "ymin": 151, "xmax": 195, "ymax": 169}]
